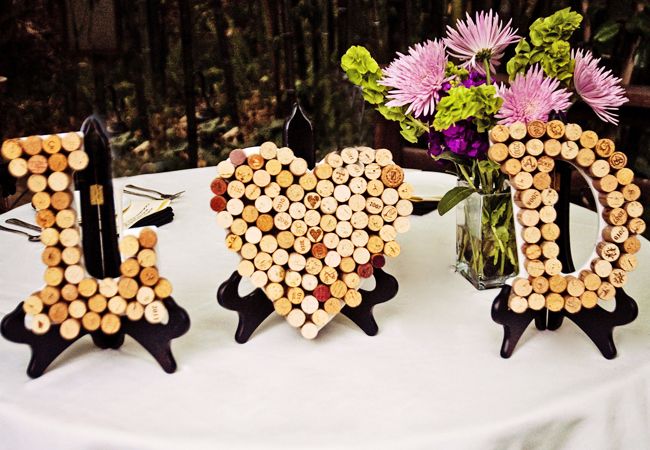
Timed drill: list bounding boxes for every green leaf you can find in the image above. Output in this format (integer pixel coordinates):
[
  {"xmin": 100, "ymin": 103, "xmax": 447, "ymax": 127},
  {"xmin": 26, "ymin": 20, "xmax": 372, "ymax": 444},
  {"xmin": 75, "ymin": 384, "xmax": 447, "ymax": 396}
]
[
  {"xmin": 594, "ymin": 22, "xmax": 621, "ymax": 42},
  {"xmin": 437, "ymin": 186, "xmax": 475, "ymax": 216}
]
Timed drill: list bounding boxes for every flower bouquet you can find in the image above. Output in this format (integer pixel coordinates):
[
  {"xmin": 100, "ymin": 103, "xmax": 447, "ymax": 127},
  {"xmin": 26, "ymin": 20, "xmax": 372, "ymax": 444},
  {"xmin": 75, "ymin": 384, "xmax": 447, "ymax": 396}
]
[{"xmin": 341, "ymin": 8, "xmax": 627, "ymax": 289}]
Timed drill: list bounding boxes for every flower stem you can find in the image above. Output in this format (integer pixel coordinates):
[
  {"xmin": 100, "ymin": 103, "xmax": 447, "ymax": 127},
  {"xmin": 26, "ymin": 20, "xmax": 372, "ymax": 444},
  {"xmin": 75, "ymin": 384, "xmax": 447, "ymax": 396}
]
[
  {"xmin": 459, "ymin": 164, "xmax": 477, "ymax": 190},
  {"xmin": 484, "ymin": 59, "xmax": 492, "ymax": 85}
]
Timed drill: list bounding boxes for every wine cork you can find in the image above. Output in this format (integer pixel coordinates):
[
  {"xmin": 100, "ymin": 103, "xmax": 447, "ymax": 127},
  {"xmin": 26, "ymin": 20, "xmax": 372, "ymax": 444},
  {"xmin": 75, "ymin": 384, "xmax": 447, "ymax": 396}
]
[
  {"xmin": 1, "ymin": 140, "xmax": 22, "ymax": 160},
  {"xmin": 226, "ymin": 180, "xmax": 246, "ymax": 199},
  {"xmin": 41, "ymin": 247, "xmax": 62, "ymax": 267},
  {"xmin": 540, "ymin": 188, "xmax": 559, "ymax": 206},
  {"xmin": 101, "ymin": 313, "xmax": 121, "ymax": 334},
  {"xmin": 622, "ymin": 184, "xmax": 641, "ymax": 201},
  {"xmin": 608, "ymin": 152, "xmax": 627, "ymax": 170},
  {"xmin": 245, "ymin": 226, "xmax": 264, "ymax": 245},
  {"xmin": 139, "ymin": 228, "xmax": 158, "ymax": 249},
  {"xmin": 22, "ymin": 136, "xmax": 44, "ymax": 156},
  {"xmin": 81, "ymin": 311, "xmax": 101, "ymax": 331},
  {"xmin": 135, "ymin": 286, "xmax": 156, "ymax": 306},
  {"xmin": 608, "ymin": 268, "xmax": 627, "ymax": 288},
  {"xmin": 490, "ymin": 125, "xmax": 510, "ymax": 142},
  {"xmin": 8, "ymin": 158, "xmax": 28, "ymax": 177},
  {"xmin": 602, "ymin": 225, "xmax": 628, "ymax": 243},
  {"xmin": 60, "ymin": 283, "xmax": 79, "ymax": 302},
  {"xmin": 40, "ymin": 227, "xmax": 59, "ymax": 246},
  {"xmin": 525, "ymin": 260, "xmax": 546, "ymax": 277},
  {"xmin": 39, "ymin": 286, "xmax": 60, "ymax": 306},
  {"xmin": 525, "ymin": 120, "xmax": 545, "ymax": 138},
  {"xmin": 560, "ymin": 141, "xmax": 579, "ymax": 160},
  {"xmin": 286, "ymin": 309, "xmax": 306, "ymax": 328},
  {"xmin": 538, "ymin": 205, "xmax": 557, "ymax": 224},
  {"xmin": 540, "ymin": 241, "xmax": 559, "ymax": 259},
  {"xmin": 61, "ymin": 246, "xmax": 81, "ymax": 265},
  {"xmin": 88, "ymin": 294, "xmax": 107, "ymax": 313},
  {"xmin": 623, "ymin": 236, "xmax": 641, "ymax": 254},
  {"xmin": 591, "ymin": 258, "xmax": 613, "ymax": 278},
  {"xmin": 545, "ymin": 258, "xmax": 563, "ymax": 276},
  {"xmin": 51, "ymin": 191, "xmax": 73, "ymax": 210},
  {"xmin": 580, "ymin": 270, "xmax": 602, "ymax": 291},
  {"xmin": 375, "ymin": 149, "xmax": 393, "ymax": 166},
  {"xmin": 522, "ymin": 156, "xmax": 539, "ymax": 173},
  {"xmin": 546, "ymin": 293, "xmax": 564, "ymax": 312},
  {"xmin": 32, "ymin": 192, "xmax": 51, "ymax": 211},
  {"xmin": 617, "ymin": 253, "xmax": 638, "ymax": 272},
  {"xmin": 47, "ymin": 172, "xmax": 70, "ymax": 192},
  {"xmin": 540, "ymin": 223, "xmax": 560, "ymax": 241},
  {"xmin": 564, "ymin": 123, "xmax": 582, "ymax": 141},
  {"xmin": 596, "ymin": 241, "xmax": 620, "ymax": 262},
  {"xmin": 603, "ymin": 207, "xmax": 628, "ymax": 226},
  {"xmin": 55, "ymin": 209, "xmax": 76, "ymax": 229},
  {"xmin": 536, "ymin": 156, "xmax": 555, "ymax": 173},
  {"xmin": 625, "ymin": 201, "xmax": 643, "ymax": 219},
  {"xmin": 324, "ymin": 298, "xmax": 344, "ymax": 314},
  {"xmin": 581, "ymin": 290, "xmax": 598, "ymax": 309},
  {"xmin": 266, "ymin": 283, "xmax": 285, "ymax": 301},
  {"xmin": 512, "ymin": 278, "xmax": 533, "ymax": 297},
  {"xmin": 68, "ymin": 299, "xmax": 87, "ymax": 319},
  {"xmin": 576, "ymin": 148, "xmax": 596, "ymax": 168},
  {"xmin": 108, "ymin": 296, "xmax": 128, "ymax": 315},
  {"xmin": 238, "ymin": 260, "xmax": 254, "ymax": 277},
  {"xmin": 36, "ymin": 209, "xmax": 56, "ymax": 228},
  {"xmin": 342, "ymin": 272, "xmax": 361, "ymax": 289},
  {"xmin": 31, "ymin": 313, "xmax": 52, "ymax": 335},
  {"xmin": 508, "ymin": 295, "xmax": 528, "ymax": 313},
  {"xmin": 522, "ymin": 227, "xmax": 541, "ymax": 244},
  {"xmin": 326, "ymin": 152, "xmax": 343, "ymax": 168},
  {"xmin": 528, "ymin": 293, "xmax": 546, "ymax": 310},
  {"xmin": 566, "ymin": 276, "xmax": 585, "ymax": 297},
  {"xmin": 230, "ymin": 219, "xmax": 248, "ymax": 236},
  {"xmin": 64, "ymin": 264, "xmax": 85, "ymax": 285},
  {"xmin": 508, "ymin": 121, "xmax": 526, "ymax": 140},
  {"xmin": 523, "ymin": 243, "xmax": 542, "ymax": 260},
  {"xmin": 48, "ymin": 152, "xmax": 68, "ymax": 172},
  {"xmin": 512, "ymin": 172, "xmax": 533, "ymax": 190},
  {"xmin": 98, "ymin": 278, "xmax": 119, "ymax": 298},
  {"xmin": 517, "ymin": 209, "xmax": 539, "ymax": 227},
  {"xmin": 366, "ymin": 179, "xmax": 384, "ymax": 197},
  {"xmin": 120, "ymin": 258, "xmax": 141, "ymax": 278},
  {"xmin": 217, "ymin": 159, "xmax": 236, "ymax": 178},
  {"xmin": 26, "ymin": 154, "xmax": 48, "ymax": 174},
  {"xmin": 364, "ymin": 163, "xmax": 382, "ymax": 180},
  {"xmin": 59, "ymin": 228, "xmax": 80, "ymax": 247},
  {"xmin": 594, "ymin": 138, "xmax": 615, "ymax": 158},
  {"xmin": 517, "ymin": 189, "xmax": 541, "ymax": 209},
  {"xmin": 23, "ymin": 294, "xmax": 44, "ymax": 315},
  {"xmin": 615, "ymin": 168, "xmax": 634, "ymax": 186},
  {"xmin": 384, "ymin": 241, "xmax": 401, "ymax": 257},
  {"xmin": 119, "ymin": 235, "xmax": 140, "ymax": 257},
  {"xmin": 508, "ymin": 141, "xmax": 526, "ymax": 158},
  {"xmin": 265, "ymin": 159, "xmax": 282, "ymax": 176},
  {"xmin": 118, "ymin": 277, "xmax": 139, "ymax": 299},
  {"xmin": 502, "ymin": 159, "xmax": 521, "ymax": 176},
  {"xmin": 579, "ymin": 130, "xmax": 598, "ymax": 148},
  {"xmin": 532, "ymin": 172, "xmax": 551, "ymax": 190},
  {"xmin": 339, "ymin": 256, "xmax": 356, "ymax": 273},
  {"xmin": 140, "ymin": 267, "xmax": 160, "ymax": 286},
  {"xmin": 273, "ymin": 298, "xmax": 292, "ymax": 316},
  {"xmin": 543, "ymin": 139, "xmax": 561, "ymax": 157},
  {"xmin": 344, "ymin": 289, "xmax": 362, "ymax": 307},
  {"xmin": 597, "ymin": 281, "xmax": 615, "ymax": 300},
  {"xmin": 531, "ymin": 276, "xmax": 549, "ymax": 294},
  {"xmin": 235, "ymin": 165, "xmax": 253, "ymax": 183},
  {"xmin": 68, "ymin": 150, "xmax": 89, "ymax": 171},
  {"xmin": 359, "ymin": 147, "xmax": 376, "ymax": 164},
  {"xmin": 488, "ymin": 143, "xmax": 508, "ymax": 162},
  {"xmin": 546, "ymin": 120, "xmax": 565, "ymax": 139},
  {"xmin": 44, "ymin": 266, "xmax": 64, "ymax": 287},
  {"xmin": 599, "ymin": 191, "xmax": 625, "ymax": 208},
  {"xmin": 28, "ymin": 174, "xmax": 48, "ymax": 192},
  {"xmin": 555, "ymin": 293, "xmax": 579, "ymax": 314},
  {"xmin": 589, "ymin": 160, "xmax": 610, "ymax": 178},
  {"xmin": 592, "ymin": 174, "xmax": 618, "ymax": 193}
]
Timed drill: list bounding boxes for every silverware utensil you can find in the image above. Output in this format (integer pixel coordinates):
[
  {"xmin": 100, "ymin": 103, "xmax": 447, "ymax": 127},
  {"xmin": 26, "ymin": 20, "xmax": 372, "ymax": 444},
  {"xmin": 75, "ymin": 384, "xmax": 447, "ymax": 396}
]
[
  {"xmin": 124, "ymin": 184, "xmax": 185, "ymax": 200},
  {"xmin": 0, "ymin": 224, "xmax": 41, "ymax": 242},
  {"xmin": 5, "ymin": 218, "xmax": 41, "ymax": 233},
  {"xmin": 123, "ymin": 189, "xmax": 162, "ymax": 200}
]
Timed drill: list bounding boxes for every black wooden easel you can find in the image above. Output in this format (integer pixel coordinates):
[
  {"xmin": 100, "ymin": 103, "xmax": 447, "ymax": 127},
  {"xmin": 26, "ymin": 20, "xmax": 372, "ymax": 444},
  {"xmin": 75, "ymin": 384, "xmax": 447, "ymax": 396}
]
[
  {"xmin": 217, "ymin": 269, "xmax": 398, "ymax": 342},
  {"xmin": 492, "ymin": 161, "xmax": 638, "ymax": 359},
  {"xmin": 217, "ymin": 102, "xmax": 399, "ymax": 341},
  {"xmin": 0, "ymin": 118, "xmax": 190, "ymax": 377}
]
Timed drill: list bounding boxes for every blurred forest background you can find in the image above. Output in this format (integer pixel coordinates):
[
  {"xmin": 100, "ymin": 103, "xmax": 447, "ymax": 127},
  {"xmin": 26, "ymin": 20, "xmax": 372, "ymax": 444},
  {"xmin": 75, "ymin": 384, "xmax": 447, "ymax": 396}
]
[{"xmin": 0, "ymin": 0, "xmax": 648, "ymax": 178}]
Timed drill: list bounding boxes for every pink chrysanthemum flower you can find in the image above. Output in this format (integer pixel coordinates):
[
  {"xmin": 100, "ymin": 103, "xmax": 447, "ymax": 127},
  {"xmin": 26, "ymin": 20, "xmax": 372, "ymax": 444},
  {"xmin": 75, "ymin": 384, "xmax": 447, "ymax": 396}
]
[
  {"xmin": 496, "ymin": 65, "xmax": 572, "ymax": 124},
  {"xmin": 572, "ymin": 49, "xmax": 628, "ymax": 124},
  {"xmin": 443, "ymin": 10, "xmax": 519, "ymax": 75},
  {"xmin": 379, "ymin": 39, "xmax": 448, "ymax": 118}
]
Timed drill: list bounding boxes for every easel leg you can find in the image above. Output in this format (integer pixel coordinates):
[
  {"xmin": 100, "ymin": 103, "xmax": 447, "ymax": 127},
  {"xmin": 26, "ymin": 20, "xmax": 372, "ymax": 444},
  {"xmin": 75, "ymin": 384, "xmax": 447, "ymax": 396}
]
[{"xmin": 491, "ymin": 285, "xmax": 539, "ymax": 358}]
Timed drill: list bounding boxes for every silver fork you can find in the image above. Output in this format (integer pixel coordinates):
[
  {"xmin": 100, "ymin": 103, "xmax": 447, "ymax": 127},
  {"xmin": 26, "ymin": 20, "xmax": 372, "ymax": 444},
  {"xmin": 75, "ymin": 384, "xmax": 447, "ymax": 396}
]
[
  {"xmin": 124, "ymin": 184, "xmax": 185, "ymax": 200},
  {"xmin": 6, "ymin": 218, "xmax": 41, "ymax": 233},
  {"xmin": 0, "ymin": 224, "xmax": 40, "ymax": 242}
]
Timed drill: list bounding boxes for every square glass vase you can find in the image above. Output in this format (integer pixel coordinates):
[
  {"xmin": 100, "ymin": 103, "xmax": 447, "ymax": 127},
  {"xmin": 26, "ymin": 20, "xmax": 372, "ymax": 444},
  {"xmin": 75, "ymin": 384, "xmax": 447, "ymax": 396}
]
[{"xmin": 455, "ymin": 187, "xmax": 517, "ymax": 290}]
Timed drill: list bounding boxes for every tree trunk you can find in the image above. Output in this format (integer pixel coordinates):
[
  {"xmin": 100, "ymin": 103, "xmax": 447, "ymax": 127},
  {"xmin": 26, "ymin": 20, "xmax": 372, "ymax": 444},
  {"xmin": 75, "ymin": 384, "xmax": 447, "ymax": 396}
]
[
  {"xmin": 261, "ymin": 0, "xmax": 282, "ymax": 107},
  {"xmin": 146, "ymin": 0, "xmax": 167, "ymax": 101},
  {"xmin": 213, "ymin": 0, "xmax": 239, "ymax": 124},
  {"xmin": 291, "ymin": 0, "xmax": 308, "ymax": 82},
  {"xmin": 178, "ymin": 0, "xmax": 199, "ymax": 167}
]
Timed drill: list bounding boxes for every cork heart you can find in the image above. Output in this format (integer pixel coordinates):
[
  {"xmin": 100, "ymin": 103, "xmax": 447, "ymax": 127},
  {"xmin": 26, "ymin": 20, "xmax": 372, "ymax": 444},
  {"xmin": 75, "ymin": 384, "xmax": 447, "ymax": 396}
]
[{"xmin": 210, "ymin": 143, "xmax": 413, "ymax": 339}]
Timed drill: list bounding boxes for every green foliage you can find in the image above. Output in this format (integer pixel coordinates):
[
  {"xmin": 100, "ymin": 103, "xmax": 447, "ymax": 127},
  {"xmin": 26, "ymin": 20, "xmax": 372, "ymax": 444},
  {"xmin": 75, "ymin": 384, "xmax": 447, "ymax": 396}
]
[
  {"xmin": 437, "ymin": 185, "xmax": 475, "ymax": 216},
  {"xmin": 506, "ymin": 8, "xmax": 582, "ymax": 85},
  {"xmin": 340, "ymin": 46, "xmax": 428, "ymax": 143},
  {"xmin": 432, "ymin": 85, "xmax": 503, "ymax": 133}
]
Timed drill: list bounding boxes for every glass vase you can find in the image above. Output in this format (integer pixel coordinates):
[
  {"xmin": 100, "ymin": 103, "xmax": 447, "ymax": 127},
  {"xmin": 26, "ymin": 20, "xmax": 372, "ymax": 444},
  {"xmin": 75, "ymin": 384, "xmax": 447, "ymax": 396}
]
[{"xmin": 455, "ymin": 184, "xmax": 517, "ymax": 289}]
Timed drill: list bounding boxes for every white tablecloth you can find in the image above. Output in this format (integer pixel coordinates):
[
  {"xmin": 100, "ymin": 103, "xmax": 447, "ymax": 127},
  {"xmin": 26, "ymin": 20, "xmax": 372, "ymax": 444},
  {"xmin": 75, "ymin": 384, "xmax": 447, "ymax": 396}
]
[{"xmin": 1, "ymin": 168, "xmax": 649, "ymax": 450}]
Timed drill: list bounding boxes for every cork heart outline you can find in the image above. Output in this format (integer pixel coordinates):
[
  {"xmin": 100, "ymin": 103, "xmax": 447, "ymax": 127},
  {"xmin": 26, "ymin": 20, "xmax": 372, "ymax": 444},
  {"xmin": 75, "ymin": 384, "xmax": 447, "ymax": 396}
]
[
  {"xmin": 488, "ymin": 120, "xmax": 644, "ymax": 315},
  {"xmin": 210, "ymin": 143, "xmax": 413, "ymax": 339}
]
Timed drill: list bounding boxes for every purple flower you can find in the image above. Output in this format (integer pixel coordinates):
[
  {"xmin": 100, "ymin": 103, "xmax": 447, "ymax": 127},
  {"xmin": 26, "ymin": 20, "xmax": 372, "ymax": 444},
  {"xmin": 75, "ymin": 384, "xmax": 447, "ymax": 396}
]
[{"xmin": 428, "ymin": 119, "xmax": 488, "ymax": 159}]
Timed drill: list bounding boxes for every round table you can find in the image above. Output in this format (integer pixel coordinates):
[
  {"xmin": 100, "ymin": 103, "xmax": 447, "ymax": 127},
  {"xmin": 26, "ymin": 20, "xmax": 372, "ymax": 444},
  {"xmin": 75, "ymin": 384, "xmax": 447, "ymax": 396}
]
[{"xmin": 0, "ymin": 168, "xmax": 648, "ymax": 449}]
